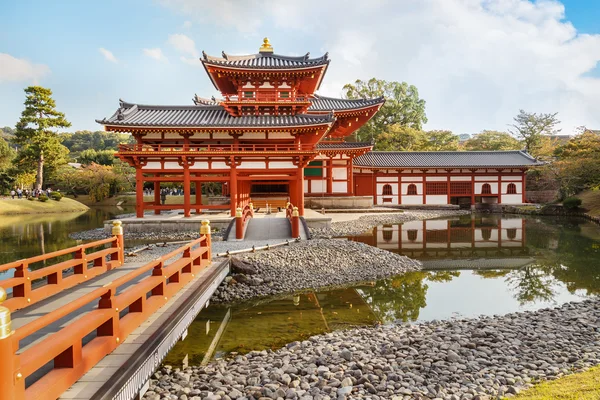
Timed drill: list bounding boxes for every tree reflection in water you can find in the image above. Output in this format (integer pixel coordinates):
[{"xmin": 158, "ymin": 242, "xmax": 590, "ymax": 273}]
[{"xmin": 357, "ymin": 271, "xmax": 460, "ymax": 323}]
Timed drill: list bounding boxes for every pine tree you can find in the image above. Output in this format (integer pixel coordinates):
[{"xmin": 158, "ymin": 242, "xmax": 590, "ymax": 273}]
[{"xmin": 14, "ymin": 86, "xmax": 71, "ymax": 190}]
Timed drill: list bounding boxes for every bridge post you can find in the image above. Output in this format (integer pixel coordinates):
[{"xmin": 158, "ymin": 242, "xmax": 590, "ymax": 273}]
[
  {"xmin": 0, "ymin": 287, "xmax": 21, "ymax": 400},
  {"xmin": 200, "ymin": 220, "xmax": 212, "ymax": 264},
  {"xmin": 291, "ymin": 206, "xmax": 300, "ymax": 239},
  {"xmin": 111, "ymin": 220, "xmax": 125, "ymax": 267},
  {"xmin": 235, "ymin": 207, "xmax": 243, "ymax": 240}
]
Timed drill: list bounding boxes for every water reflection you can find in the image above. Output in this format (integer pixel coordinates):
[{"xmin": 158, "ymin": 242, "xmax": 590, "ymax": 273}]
[{"xmin": 165, "ymin": 215, "xmax": 600, "ymax": 364}]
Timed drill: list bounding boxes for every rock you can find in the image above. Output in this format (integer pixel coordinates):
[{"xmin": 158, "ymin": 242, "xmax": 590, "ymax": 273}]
[{"xmin": 231, "ymin": 258, "xmax": 258, "ymax": 275}]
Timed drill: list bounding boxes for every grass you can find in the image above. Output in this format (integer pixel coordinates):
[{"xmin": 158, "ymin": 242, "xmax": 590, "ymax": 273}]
[
  {"xmin": 510, "ymin": 366, "xmax": 600, "ymax": 399},
  {"xmin": 576, "ymin": 190, "xmax": 600, "ymax": 217},
  {"xmin": 0, "ymin": 197, "xmax": 89, "ymax": 215}
]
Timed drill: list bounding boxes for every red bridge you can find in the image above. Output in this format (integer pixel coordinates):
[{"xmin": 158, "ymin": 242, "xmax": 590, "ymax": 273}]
[{"xmin": 0, "ymin": 221, "xmax": 229, "ymax": 400}]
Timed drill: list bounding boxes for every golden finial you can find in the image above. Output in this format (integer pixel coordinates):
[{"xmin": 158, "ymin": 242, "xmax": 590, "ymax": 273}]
[
  {"xmin": 0, "ymin": 287, "xmax": 13, "ymax": 339},
  {"xmin": 259, "ymin": 37, "xmax": 273, "ymax": 53}
]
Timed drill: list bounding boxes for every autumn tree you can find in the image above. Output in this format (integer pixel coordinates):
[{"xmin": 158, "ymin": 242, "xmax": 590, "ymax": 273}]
[
  {"xmin": 376, "ymin": 125, "xmax": 426, "ymax": 151},
  {"xmin": 14, "ymin": 86, "xmax": 71, "ymax": 190},
  {"xmin": 464, "ymin": 130, "xmax": 521, "ymax": 151},
  {"xmin": 508, "ymin": 110, "xmax": 560, "ymax": 156},
  {"xmin": 343, "ymin": 78, "xmax": 427, "ymax": 142},
  {"xmin": 422, "ymin": 130, "xmax": 459, "ymax": 151},
  {"xmin": 0, "ymin": 137, "xmax": 14, "ymax": 170}
]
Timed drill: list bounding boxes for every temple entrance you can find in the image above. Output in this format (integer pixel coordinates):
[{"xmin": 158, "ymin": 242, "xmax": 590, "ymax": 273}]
[
  {"xmin": 250, "ymin": 182, "xmax": 290, "ymax": 212},
  {"xmin": 250, "ymin": 183, "xmax": 289, "ymax": 196}
]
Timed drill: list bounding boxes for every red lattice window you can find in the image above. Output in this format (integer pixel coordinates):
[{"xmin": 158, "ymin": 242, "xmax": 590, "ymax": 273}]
[
  {"xmin": 382, "ymin": 184, "xmax": 393, "ymax": 196},
  {"xmin": 481, "ymin": 183, "xmax": 492, "ymax": 194},
  {"xmin": 450, "ymin": 182, "xmax": 472, "ymax": 195},
  {"xmin": 507, "ymin": 183, "xmax": 517, "ymax": 194},
  {"xmin": 407, "ymin": 229, "xmax": 418, "ymax": 241},
  {"xmin": 407, "ymin": 184, "xmax": 418, "ymax": 195},
  {"xmin": 425, "ymin": 182, "xmax": 448, "ymax": 195}
]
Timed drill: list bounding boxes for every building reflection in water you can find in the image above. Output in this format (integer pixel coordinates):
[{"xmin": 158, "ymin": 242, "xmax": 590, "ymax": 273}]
[{"xmin": 349, "ymin": 215, "xmax": 531, "ymax": 269}]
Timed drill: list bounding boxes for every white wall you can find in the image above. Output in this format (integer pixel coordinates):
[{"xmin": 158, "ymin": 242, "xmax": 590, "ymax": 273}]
[
  {"xmin": 332, "ymin": 168, "xmax": 347, "ymax": 180},
  {"xmin": 426, "ymin": 195, "xmax": 447, "ymax": 204},
  {"xmin": 474, "ymin": 182, "xmax": 499, "ymax": 194},
  {"xmin": 310, "ymin": 180, "xmax": 326, "ymax": 193},
  {"xmin": 332, "ymin": 181, "xmax": 347, "ymax": 193},
  {"xmin": 401, "ymin": 195, "xmax": 423, "ymax": 205},
  {"xmin": 501, "ymin": 194, "xmax": 523, "ymax": 204},
  {"xmin": 238, "ymin": 161, "xmax": 266, "ymax": 169}
]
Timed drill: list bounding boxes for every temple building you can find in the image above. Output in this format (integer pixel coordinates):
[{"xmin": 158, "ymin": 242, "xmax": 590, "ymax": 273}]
[{"xmin": 97, "ymin": 39, "xmax": 542, "ymax": 218}]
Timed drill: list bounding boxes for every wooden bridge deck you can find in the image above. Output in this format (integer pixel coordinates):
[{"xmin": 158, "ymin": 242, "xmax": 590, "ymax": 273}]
[{"xmin": 62, "ymin": 258, "xmax": 229, "ymax": 399}]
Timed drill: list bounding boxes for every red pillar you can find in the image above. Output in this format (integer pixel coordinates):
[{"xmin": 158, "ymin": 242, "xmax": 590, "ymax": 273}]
[
  {"xmin": 136, "ymin": 167, "xmax": 144, "ymax": 218},
  {"xmin": 154, "ymin": 176, "xmax": 161, "ymax": 215},
  {"xmin": 296, "ymin": 168, "xmax": 304, "ymax": 216},
  {"xmin": 470, "ymin": 172, "xmax": 475, "ymax": 206},
  {"xmin": 522, "ymin": 171, "xmax": 527, "ymax": 203},
  {"xmin": 230, "ymin": 164, "xmax": 238, "ymax": 216},
  {"xmin": 183, "ymin": 164, "xmax": 191, "ymax": 217},
  {"xmin": 326, "ymin": 157, "xmax": 333, "ymax": 195},
  {"xmin": 347, "ymin": 159, "xmax": 354, "ymax": 195}
]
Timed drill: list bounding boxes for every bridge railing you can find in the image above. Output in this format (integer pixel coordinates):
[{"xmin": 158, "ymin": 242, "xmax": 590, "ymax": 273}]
[
  {"xmin": 286, "ymin": 202, "xmax": 301, "ymax": 238},
  {"xmin": 0, "ymin": 221, "xmax": 125, "ymax": 312},
  {"xmin": 0, "ymin": 221, "xmax": 212, "ymax": 400},
  {"xmin": 235, "ymin": 203, "xmax": 254, "ymax": 240}
]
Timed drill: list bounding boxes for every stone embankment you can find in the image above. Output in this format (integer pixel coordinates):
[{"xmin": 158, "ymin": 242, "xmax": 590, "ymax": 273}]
[
  {"xmin": 311, "ymin": 210, "xmax": 470, "ymax": 238},
  {"xmin": 212, "ymin": 239, "xmax": 421, "ymax": 303},
  {"xmin": 144, "ymin": 299, "xmax": 600, "ymax": 400}
]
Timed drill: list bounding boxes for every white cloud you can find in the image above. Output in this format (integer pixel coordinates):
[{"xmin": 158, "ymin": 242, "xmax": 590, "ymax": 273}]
[
  {"xmin": 168, "ymin": 33, "xmax": 201, "ymax": 65},
  {"xmin": 182, "ymin": 20, "xmax": 192, "ymax": 29},
  {"xmin": 143, "ymin": 48, "xmax": 168, "ymax": 62},
  {"xmin": 99, "ymin": 48, "xmax": 118, "ymax": 63},
  {"xmin": 160, "ymin": 0, "xmax": 262, "ymax": 33},
  {"xmin": 159, "ymin": 0, "xmax": 600, "ymax": 133},
  {"xmin": 0, "ymin": 53, "xmax": 50, "ymax": 84}
]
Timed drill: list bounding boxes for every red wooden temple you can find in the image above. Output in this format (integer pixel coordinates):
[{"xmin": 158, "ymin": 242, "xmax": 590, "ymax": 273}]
[
  {"xmin": 98, "ymin": 39, "xmax": 543, "ymax": 217},
  {"xmin": 97, "ymin": 38, "xmax": 383, "ymax": 217}
]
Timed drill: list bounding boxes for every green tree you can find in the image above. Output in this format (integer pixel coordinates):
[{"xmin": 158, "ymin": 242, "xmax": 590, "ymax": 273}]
[
  {"xmin": 1, "ymin": 126, "xmax": 15, "ymax": 140},
  {"xmin": 78, "ymin": 149, "xmax": 116, "ymax": 166},
  {"xmin": 508, "ymin": 110, "xmax": 560, "ymax": 156},
  {"xmin": 375, "ymin": 125, "xmax": 426, "ymax": 151},
  {"xmin": 0, "ymin": 137, "xmax": 15, "ymax": 170},
  {"xmin": 422, "ymin": 130, "xmax": 459, "ymax": 151},
  {"xmin": 464, "ymin": 130, "xmax": 521, "ymax": 151},
  {"xmin": 343, "ymin": 78, "xmax": 427, "ymax": 142},
  {"xmin": 14, "ymin": 86, "xmax": 71, "ymax": 190}
]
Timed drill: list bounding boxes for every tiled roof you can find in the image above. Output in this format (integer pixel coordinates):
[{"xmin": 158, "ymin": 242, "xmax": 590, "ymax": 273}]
[
  {"xmin": 192, "ymin": 94, "xmax": 219, "ymax": 106},
  {"xmin": 317, "ymin": 142, "xmax": 372, "ymax": 149},
  {"xmin": 201, "ymin": 51, "xmax": 329, "ymax": 69},
  {"xmin": 354, "ymin": 151, "xmax": 543, "ymax": 168},
  {"xmin": 309, "ymin": 95, "xmax": 384, "ymax": 112},
  {"xmin": 97, "ymin": 100, "xmax": 335, "ymax": 128}
]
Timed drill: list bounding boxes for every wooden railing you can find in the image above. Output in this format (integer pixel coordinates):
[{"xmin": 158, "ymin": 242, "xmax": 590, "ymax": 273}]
[
  {"xmin": 235, "ymin": 204, "xmax": 254, "ymax": 240},
  {"xmin": 118, "ymin": 143, "xmax": 317, "ymax": 153},
  {"xmin": 0, "ymin": 221, "xmax": 125, "ymax": 312},
  {"xmin": 0, "ymin": 221, "xmax": 212, "ymax": 400},
  {"xmin": 286, "ymin": 202, "xmax": 301, "ymax": 239}
]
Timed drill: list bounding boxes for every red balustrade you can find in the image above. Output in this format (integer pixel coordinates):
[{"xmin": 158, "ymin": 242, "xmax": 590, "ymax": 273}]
[{"xmin": 0, "ymin": 222, "xmax": 125, "ymax": 312}]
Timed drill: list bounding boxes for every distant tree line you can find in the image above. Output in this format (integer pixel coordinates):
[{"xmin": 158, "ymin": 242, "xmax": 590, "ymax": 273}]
[{"xmin": 0, "ymin": 86, "xmax": 134, "ymax": 200}]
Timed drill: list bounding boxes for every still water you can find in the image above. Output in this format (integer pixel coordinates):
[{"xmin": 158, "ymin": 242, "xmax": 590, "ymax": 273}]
[
  {"xmin": 0, "ymin": 206, "xmax": 134, "ymax": 279},
  {"xmin": 164, "ymin": 214, "xmax": 600, "ymax": 365}
]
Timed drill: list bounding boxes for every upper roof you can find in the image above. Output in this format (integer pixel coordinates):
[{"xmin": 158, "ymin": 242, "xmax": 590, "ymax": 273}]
[
  {"xmin": 353, "ymin": 150, "xmax": 544, "ymax": 168},
  {"xmin": 201, "ymin": 51, "xmax": 330, "ymax": 70},
  {"xmin": 309, "ymin": 94, "xmax": 385, "ymax": 112},
  {"xmin": 97, "ymin": 100, "xmax": 335, "ymax": 128},
  {"xmin": 317, "ymin": 142, "xmax": 373, "ymax": 149}
]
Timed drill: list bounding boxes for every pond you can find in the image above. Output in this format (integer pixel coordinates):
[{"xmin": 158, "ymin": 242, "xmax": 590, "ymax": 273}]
[{"xmin": 164, "ymin": 214, "xmax": 600, "ymax": 366}]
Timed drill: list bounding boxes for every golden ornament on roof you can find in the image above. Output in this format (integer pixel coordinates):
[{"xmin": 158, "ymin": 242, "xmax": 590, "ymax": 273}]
[{"xmin": 259, "ymin": 37, "xmax": 273, "ymax": 53}]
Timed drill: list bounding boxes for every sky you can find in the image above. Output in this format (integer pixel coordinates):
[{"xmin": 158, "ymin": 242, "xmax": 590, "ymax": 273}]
[{"xmin": 1, "ymin": 0, "xmax": 599, "ymax": 135}]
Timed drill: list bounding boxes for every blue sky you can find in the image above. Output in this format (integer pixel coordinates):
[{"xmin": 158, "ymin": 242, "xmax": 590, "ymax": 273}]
[{"xmin": 1, "ymin": 0, "xmax": 599, "ymax": 134}]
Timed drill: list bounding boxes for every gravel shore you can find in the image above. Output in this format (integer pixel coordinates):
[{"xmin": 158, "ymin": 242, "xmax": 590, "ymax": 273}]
[
  {"xmin": 211, "ymin": 239, "xmax": 421, "ymax": 304},
  {"xmin": 311, "ymin": 210, "xmax": 470, "ymax": 238},
  {"xmin": 144, "ymin": 298, "xmax": 600, "ymax": 400}
]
